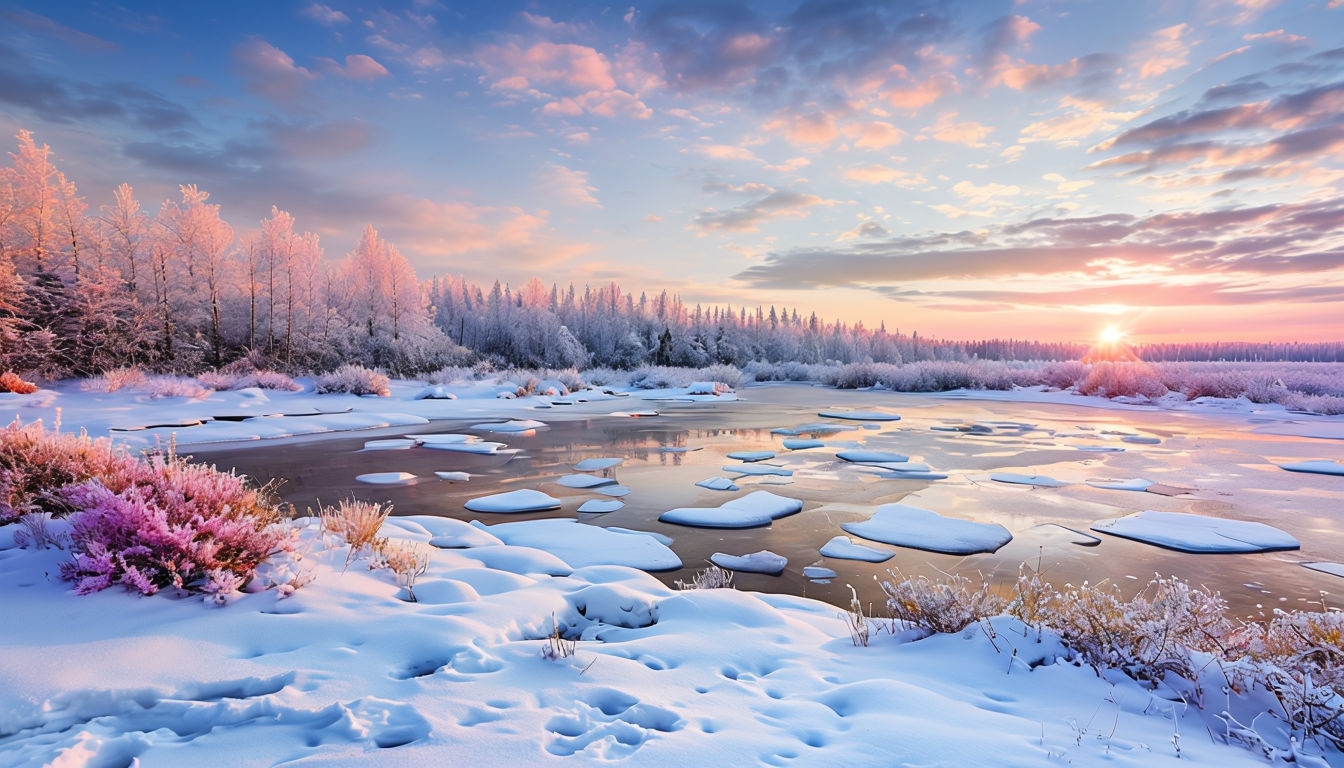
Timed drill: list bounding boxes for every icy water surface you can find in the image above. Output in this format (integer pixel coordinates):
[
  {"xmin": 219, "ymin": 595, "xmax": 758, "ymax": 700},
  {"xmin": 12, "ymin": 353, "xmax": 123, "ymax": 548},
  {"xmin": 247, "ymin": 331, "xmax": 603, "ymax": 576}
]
[{"xmin": 193, "ymin": 385, "xmax": 1344, "ymax": 618}]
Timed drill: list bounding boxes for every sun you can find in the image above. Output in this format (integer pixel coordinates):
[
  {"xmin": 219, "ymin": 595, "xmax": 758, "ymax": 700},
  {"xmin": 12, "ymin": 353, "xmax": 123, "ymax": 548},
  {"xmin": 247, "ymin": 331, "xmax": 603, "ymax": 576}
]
[{"xmin": 1098, "ymin": 325, "xmax": 1126, "ymax": 345}]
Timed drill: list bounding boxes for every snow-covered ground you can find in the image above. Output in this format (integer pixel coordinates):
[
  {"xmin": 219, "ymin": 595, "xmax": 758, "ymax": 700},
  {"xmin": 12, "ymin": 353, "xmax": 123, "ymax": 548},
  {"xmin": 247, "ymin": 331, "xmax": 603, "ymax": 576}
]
[{"xmin": 1, "ymin": 378, "xmax": 1342, "ymax": 766}]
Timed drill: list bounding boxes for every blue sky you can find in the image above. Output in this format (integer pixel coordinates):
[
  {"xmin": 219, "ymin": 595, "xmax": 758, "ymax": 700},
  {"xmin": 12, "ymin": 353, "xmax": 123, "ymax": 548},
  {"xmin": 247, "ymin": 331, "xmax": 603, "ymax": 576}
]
[{"xmin": 2, "ymin": 0, "xmax": 1343, "ymax": 342}]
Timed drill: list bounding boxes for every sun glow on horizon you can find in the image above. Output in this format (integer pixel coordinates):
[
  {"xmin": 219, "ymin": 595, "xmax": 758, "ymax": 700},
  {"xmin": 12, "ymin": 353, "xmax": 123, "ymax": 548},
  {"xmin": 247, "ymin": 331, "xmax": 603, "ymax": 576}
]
[{"xmin": 1099, "ymin": 325, "xmax": 1126, "ymax": 345}]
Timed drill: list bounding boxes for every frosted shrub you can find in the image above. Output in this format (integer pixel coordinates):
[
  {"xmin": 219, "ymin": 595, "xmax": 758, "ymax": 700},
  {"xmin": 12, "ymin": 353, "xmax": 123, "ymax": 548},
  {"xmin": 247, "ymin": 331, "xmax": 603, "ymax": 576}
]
[
  {"xmin": 145, "ymin": 375, "xmax": 214, "ymax": 399},
  {"xmin": 320, "ymin": 498, "xmax": 391, "ymax": 564},
  {"xmin": 1283, "ymin": 393, "xmax": 1344, "ymax": 416},
  {"xmin": 0, "ymin": 371, "xmax": 39, "ymax": 394},
  {"xmin": 825, "ymin": 362, "xmax": 900, "ymax": 389},
  {"xmin": 880, "ymin": 570, "xmax": 1005, "ymax": 635},
  {"xmin": 675, "ymin": 564, "xmax": 735, "ymax": 590},
  {"xmin": 424, "ymin": 365, "xmax": 476, "ymax": 386},
  {"xmin": 697, "ymin": 363, "xmax": 745, "ymax": 388},
  {"xmin": 580, "ymin": 366, "xmax": 620, "ymax": 387},
  {"xmin": 0, "ymin": 420, "xmax": 135, "ymax": 523},
  {"xmin": 80, "ymin": 367, "xmax": 148, "ymax": 393},
  {"xmin": 1246, "ymin": 609, "xmax": 1344, "ymax": 746},
  {"xmin": 627, "ymin": 365, "xmax": 695, "ymax": 390},
  {"xmin": 1078, "ymin": 361, "xmax": 1167, "ymax": 398},
  {"xmin": 314, "ymin": 364, "xmax": 391, "ymax": 396},
  {"xmin": 744, "ymin": 360, "xmax": 832, "ymax": 382},
  {"xmin": 58, "ymin": 451, "xmax": 289, "ymax": 596},
  {"xmin": 1039, "ymin": 360, "xmax": 1087, "ymax": 390},
  {"xmin": 197, "ymin": 369, "xmax": 301, "ymax": 392}
]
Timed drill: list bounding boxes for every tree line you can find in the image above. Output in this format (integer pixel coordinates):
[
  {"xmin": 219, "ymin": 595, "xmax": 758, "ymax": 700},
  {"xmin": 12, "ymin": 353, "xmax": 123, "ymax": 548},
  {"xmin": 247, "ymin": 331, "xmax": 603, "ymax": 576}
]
[{"xmin": 2, "ymin": 130, "xmax": 1340, "ymax": 381}]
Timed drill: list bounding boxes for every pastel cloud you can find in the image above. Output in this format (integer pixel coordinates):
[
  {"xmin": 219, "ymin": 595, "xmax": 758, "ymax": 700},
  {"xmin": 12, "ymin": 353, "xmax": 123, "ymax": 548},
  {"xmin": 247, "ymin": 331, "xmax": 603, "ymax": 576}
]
[
  {"xmin": 763, "ymin": 111, "xmax": 839, "ymax": 146},
  {"xmin": 843, "ymin": 121, "xmax": 905, "ymax": 149},
  {"xmin": 1135, "ymin": 23, "xmax": 1190, "ymax": 80},
  {"xmin": 478, "ymin": 41, "xmax": 617, "ymax": 91},
  {"xmin": 925, "ymin": 113, "xmax": 995, "ymax": 147},
  {"xmin": 232, "ymin": 38, "xmax": 316, "ymax": 105},
  {"xmin": 317, "ymin": 54, "xmax": 390, "ymax": 80},
  {"xmin": 844, "ymin": 165, "xmax": 927, "ymax": 186},
  {"xmin": 301, "ymin": 3, "xmax": 349, "ymax": 26},
  {"xmin": 693, "ymin": 187, "xmax": 831, "ymax": 233},
  {"xmin": 540, "ymin": 162, "xmax": 601, "ymax": 207}
]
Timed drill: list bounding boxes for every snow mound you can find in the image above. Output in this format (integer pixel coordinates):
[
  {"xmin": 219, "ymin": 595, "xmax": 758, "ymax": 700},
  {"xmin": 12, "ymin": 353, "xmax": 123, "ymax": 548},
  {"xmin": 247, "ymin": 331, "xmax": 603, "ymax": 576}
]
[
  {"xmin": 1092, "ymin": 510, "xmax": 1300, "ymax": 553},
  {"xmin": 578, "ymin": 499, "xmax": 624, "ymax": 513},
  {"xmin": 410, "ymin": 385, "xmax": 456, "ymax": 400},
  {"xmin": 819, "ymin": 409, "xmax": 901, "ymax": 421},
  {"xmin": 836, "ymin": 449, "xmax": 910, "ymax": 464},
  {"xmin": 434, "ymin": 471, "xmax": 470, "ymax": 482},
  {"xmin": 463, "ymin": 489, "xmax": 562, "ymax": 513},
  {"xmin": 557, "ymin": 474, "xmax": 616, "ymax": 489},
  {"xmin": 782, "ymin": 438, "xmax": 824, "ymax": 450},
  {"xmin": 710, "ymin": 550, "xmax": 787, "ymax": 575},
  {"xmin": 727, "ymin": 450, "xmax": 776, "ymax": 462},
  {"xmin": 843, "ymin": 503, "xmax": 1013, "ymax": 555},
  {"xmin": 991, "ymin": 473, "xmax": 1067, "ymax": 488},
  {"xmin": 1279, "ymin": 460, "xmax": 1344, "ymax": 476},
  {"xmin": 422, "ymin": 517, "xmax": 504, "ymax": 548},
  {"xmin": 696, "ymin": 477, "xmax": 739, "ymax": 491},
  {"xmin": 819, "ymin": 536, "xmax": 894, "ymax": 562},
  {"xmin": 480, "ymin": 519, "xmax": 681, "ymax": 571},
  {"xmin": 723, "ymin": 490, "xmax": 804, "ymax": 520},
  {"xmin": 355, "ymin": 472, "xmax": 416, "ymax": 485}
]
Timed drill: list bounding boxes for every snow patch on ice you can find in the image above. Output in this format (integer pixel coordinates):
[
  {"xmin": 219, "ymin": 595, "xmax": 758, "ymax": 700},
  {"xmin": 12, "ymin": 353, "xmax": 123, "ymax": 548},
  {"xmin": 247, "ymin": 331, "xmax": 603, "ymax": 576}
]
[
  {"xmin": 819, "ymin": 536, "xmax": 894, "ymax": 562},
  {"xmin": 843, "ymin": 503, "xmax": 1013, "ymax": 555},
  {"xmin": 710, "ymin": 550, "xmax": 787, "ymax": 575},
  {"xmin": 463, "ymin": 489, "xmax": 562, "ymax": 513},
  {"xmin": 1092, "ymin": 510, "xmax": 1300, "ymax": 553}
]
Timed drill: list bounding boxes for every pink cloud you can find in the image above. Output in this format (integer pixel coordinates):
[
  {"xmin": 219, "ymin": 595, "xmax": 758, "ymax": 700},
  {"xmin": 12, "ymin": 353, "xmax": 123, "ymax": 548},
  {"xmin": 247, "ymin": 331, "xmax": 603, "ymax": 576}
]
[
  {"xmin": 987, "ymin": 56, "xmax": 1083, "ymax": 90},
  {"xmin": 763, "ymin": 112, "xmax": 839, "ymax": 146},
  {"xmin": 301, "ymin": 3, "xmax": 349, "ymax": 25},
  {"xmin": 233, "ymin": 37, "xmax": 316, "ymax": 104},
  {"xmin": 540, "ymin": 163, "xmax": 601, "ymax": 207},
  {"xmin": 880, "ymin": 72, "xmax": 957, "ymax": 112},
  {"xmin": 318, "ymin": 54, "xmax": 390, "ymax": 80},
  {"xmin": 843, "ymin": 165, "xmax": 927, "ymax": 186},
  {"xmin": 543, "ymin": 89, "xmax": 652, "ymax": 119},
  {"xmin": 479, "ymin": 42, "xmax": 617, "ymax": 91},
  {"xmin": 925, "ymin": 113, "xmax": 995, "ymax": 147},
  {"xmin": 1135, "ymin": 24, "xmax": 1190, "ymax": 80},
  {"xmin": 843, "ymin": 121, "xmax": 905, "ymax": 149}
]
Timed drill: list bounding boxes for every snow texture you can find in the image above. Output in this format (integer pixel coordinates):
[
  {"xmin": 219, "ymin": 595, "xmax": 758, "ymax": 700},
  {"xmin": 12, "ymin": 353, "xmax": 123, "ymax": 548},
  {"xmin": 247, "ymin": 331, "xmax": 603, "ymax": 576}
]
[
  {"xmin": 463, "ymin": 489, "xmax": 562, "ymax": 513},
  {"xmin": 819, "ymin": 536, "xmax": 895, "ymax": 562},
  {"xmin": 710, "ymin": 550, "xmax": 788, "ymax": 575}
]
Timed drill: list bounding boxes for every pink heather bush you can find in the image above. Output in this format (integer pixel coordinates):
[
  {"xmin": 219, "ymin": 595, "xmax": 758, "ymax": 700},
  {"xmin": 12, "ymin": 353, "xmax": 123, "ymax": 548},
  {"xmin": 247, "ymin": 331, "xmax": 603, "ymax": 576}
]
[
  {"xmin": 1077, "ymin": 361, "xmax": 1168, "ymax": 399},
  {"xmin": 0, "ymin": 420, "xmax": 135, "ymax": 524},
  {"xmin": 80, "ymin": 367, "xmax": 148, "ymax": 393},
  {"xmin": 314, "ymin": 364, "xmax": 391, "ymax": 396},
  {"xmin": 58, "ymin": 451, "xmax": 289, "ymax": 595}
]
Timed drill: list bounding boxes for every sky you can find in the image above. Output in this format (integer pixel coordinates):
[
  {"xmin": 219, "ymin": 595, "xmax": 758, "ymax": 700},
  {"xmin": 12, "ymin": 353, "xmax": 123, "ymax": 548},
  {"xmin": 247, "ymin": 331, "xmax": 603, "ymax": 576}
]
[{"xmin": 2, "ymin": 0, "xmax": 1343, "ymax": 345}]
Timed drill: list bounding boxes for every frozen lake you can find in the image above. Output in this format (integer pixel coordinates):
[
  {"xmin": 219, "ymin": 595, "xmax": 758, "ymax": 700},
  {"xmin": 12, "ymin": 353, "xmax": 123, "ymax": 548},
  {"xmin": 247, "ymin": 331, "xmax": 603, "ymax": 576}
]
[{"xmin": 194, "ymin": 384, "xmax": 1344, "ymax": 618}]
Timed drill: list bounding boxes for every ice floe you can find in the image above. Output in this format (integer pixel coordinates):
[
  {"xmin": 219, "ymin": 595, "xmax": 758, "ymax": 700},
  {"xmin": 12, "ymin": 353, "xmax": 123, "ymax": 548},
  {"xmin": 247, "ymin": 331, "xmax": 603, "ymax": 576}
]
[
  {"xmin": 991, "ymin": 473, "xmax": 1068, "ymax": 488},
  {"xmin": 355, "ymin": 472, "xmax": 416, "ymax": 485},
  {"xmin": 803, "ymin": 566, "xmax": 837, "ymax": 581},
  {"xmin": 819, "ymin": 409, "xmax": 901, "ymax": 421},
  {"xmin": 596, "ymin": 485, "xmax": 632, "ymax": 497},
  {"xmin": 463, "ymin": 489, "xmax": 562, "ymax": 513},
  {"xmin": 1121, "ymin": 435, "xmax": 1161, "ymax": 445},
  {"xmin": 1279, "ymin": 460, "xmax": 1344, "ymax": 476},
  {"xmin": 782, "ymin": 438, "xmax": 824, "ymax": 450},
  {"xmin": 696, "ymin": 477, "xmax": 739, "ymax": 491},
  {"xmin": 1086, "ymin": 478, "xmax": 1153, "ymax": 491},
  {"xmin": 819, "ymin": 536, "xmax": 894, "ymax": 563},
  {"xmin": 477, "ymin": 519, "xmax": 681, "ymax": 571},
  {"xmin": 420, "ymin": 440, "xmax": 510, "ymax": 455},
  {"xmin": 434, "ymin": 471, "xmax": 471, "ymax": 482},
  {"xmin": 710, "ymin": 550, "xmax": 788, "ymax": 575},
  {"xmin": 574, "ymin": 457, "xmax": 623, "ymax": 472},
  {"xmin": 362, "ymin": 438, "xmax": 418, "ymax": 450},
  {"xmin": 836, "ymin": 449, "xmax": 910, "ymax": 463},
  {"xmin": 727, "ymin": 450, "xmax": 776, "ymax": 462},
  {"xmin": 770, "ymin": 423, "xmax": 857, "ymax": 436},
  {"xmin": 1091, "ymin": 510, "xmax": 1300, "ymax": 553},
  {"xmin": 557, "ymin": 474, "xmax": 617, "ymax": 489},
  {"xmin": 470, "ymin": 418, "xmax": 547, "ymax": 432},
  {"xmin": 660, "ymin": 491, "xmax": 802, "ymax": 529},
  {"xmin": 1303, "ymin": 562, "xmax": 1344, "ymax": 579},
  {"xmin": 723, "ymin": 464, "xmax": 793, "ymax": 477},
  {"xmin": 577, "ymin": 499, "xmax": 624, "ymax": 513},
  {"xmin": 843, "ymin": 504, "xmax": 1013, "ymax": 555}
]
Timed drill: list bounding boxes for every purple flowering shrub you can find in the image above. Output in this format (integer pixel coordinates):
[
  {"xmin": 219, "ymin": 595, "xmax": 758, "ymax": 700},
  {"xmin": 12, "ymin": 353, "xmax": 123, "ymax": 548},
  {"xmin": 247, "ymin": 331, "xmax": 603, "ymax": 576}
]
[
  {"xmin": 58, "ymin": 451, "xmax": 290, "ymax": 595},
  {"xmin": 0, "ymin": 420, "xmax": 136, "ymax": 524}
]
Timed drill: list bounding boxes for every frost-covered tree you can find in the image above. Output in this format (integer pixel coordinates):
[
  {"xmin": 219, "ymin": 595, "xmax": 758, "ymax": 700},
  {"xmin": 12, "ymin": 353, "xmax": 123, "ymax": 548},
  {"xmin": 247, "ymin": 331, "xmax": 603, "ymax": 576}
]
[{"xmin": 157, "ymin": 185, "xmax": 234, "ymax": 366}]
